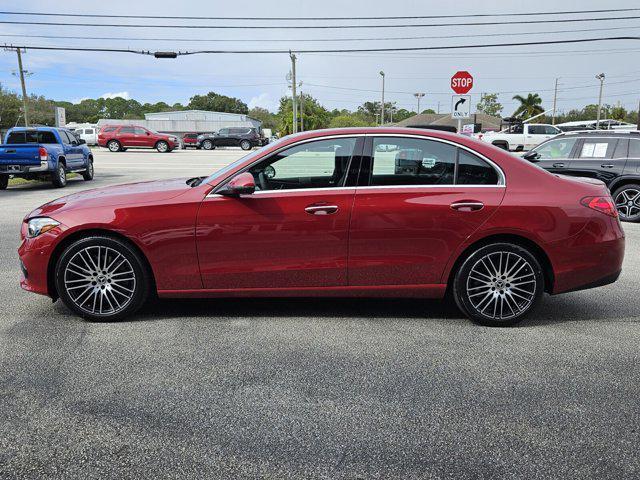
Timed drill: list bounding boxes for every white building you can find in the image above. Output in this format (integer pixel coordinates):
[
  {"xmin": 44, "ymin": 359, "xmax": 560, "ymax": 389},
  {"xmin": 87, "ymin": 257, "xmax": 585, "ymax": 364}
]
[{"xmin": 97, "ymin": 110, "xmax": 262, "ymax": 138}]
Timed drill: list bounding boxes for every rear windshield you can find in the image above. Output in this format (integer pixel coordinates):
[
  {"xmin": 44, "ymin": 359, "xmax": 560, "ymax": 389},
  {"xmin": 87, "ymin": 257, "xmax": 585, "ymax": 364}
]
[{"xmin": 6, "ymin": 130, "xmax": 58, "ymax": 144}]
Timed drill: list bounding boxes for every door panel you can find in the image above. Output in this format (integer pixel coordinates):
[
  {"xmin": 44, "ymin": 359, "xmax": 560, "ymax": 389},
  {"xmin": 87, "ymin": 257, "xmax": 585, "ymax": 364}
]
[
  {"xmin": 349, "ymin": 187, "xmax": 505, "ymax": 285},
  {"xmin": 563, "ymin": 138, "xmax": 627, "ymax": 185},
  {"xmin": 196, "ymin": 189, "xmax": 355, "ymax": 289},
  {"xmin": 532, "ymin": 136, "xmax": 580, "ymax": 174}
]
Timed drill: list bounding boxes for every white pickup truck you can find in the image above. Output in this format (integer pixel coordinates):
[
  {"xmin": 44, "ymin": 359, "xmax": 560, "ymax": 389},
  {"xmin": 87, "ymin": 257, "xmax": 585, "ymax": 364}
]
[{"xmin": 477, "ymin": 123, "xmax": 562, "ymax": 151}]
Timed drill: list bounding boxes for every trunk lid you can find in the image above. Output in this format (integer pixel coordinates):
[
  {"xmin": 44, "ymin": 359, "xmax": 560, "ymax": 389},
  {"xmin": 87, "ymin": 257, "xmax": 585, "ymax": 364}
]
[{"xmin": 0, "ymin": 144, "xmax": 41, "ymax": 165}]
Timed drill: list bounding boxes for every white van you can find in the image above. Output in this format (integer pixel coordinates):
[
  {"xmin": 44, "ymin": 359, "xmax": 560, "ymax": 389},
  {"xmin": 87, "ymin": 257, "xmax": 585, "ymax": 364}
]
[{"xmin": 72, "ymin": 127, "xmax": 98, "ymax": 145}]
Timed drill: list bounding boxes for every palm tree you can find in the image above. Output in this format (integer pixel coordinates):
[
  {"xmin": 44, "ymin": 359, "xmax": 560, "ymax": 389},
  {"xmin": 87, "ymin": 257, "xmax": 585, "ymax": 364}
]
[{"xmin": 512, "ymin": 93, "xmax": 544, "ymax": 119}]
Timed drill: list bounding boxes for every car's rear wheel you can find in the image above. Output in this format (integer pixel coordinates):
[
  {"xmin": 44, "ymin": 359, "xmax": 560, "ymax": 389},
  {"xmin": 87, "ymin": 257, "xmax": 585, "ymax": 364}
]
[
  {"xmin": 82, "ymin": 159, "xmax": 94, "ymax": 181},
  {"xmin": 240, "ymin": 140, "xmax": 252, "ymax": 150},
  {"xmin": 156, "ymin": 141, "xmax": 169, "ymax": 153},
  {"xmin": 613, "ymin": 184, "xmax": 640, "ymax": 222},
  {"xmin": 51, "ymin": 163, "xmax": 67, "ymax": 188},
  {"xmin": 202, "ymin": 139, "xmax": 214, "ymax": 150},
  {"xmin": 452, "ymin": 243, "xmax": 544, "ymax": 327},
  {"xmin": 0, "ymin": 175, "xmax": 8, "ymax": 190},
  {"xmin": 55, "ymin": 235, "xmax": 149, "ymax": 321},
  {"xmin": 107, "ymin": 140, "xmax": 121, "ymax": 152}
]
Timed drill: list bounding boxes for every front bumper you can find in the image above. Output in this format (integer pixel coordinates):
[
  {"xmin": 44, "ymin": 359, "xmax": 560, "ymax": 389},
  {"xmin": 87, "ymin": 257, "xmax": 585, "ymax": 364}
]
[{"xmin": 18, "ymin": 224, "xmax": 65, "ymax": 297}]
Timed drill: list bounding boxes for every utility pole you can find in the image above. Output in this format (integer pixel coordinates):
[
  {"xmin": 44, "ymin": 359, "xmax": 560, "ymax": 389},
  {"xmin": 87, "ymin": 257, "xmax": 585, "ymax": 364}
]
[
  {"xmin": 437, "ymin": 101, "xmax": 441, "ymax": 114},
  {"xmin": 413, "ymin": 92, "xmax": 425, "ymax": 114},
  {"xmin": 290, "ymin": 51, "xmax": 298, "ymax": 134},
  {"xmin": 595, "ymin": 73, "xmax": 605, "ymax": 129},
  {"xmin": 379, "ymin": 71, "xmax": 385, "ymax": 126},
  {"xmin": 6, "ymin": 47, "xmax": 30, "ymax": 126},
  {"xmin": 299, "ymin": 82, "xmax": 304, "ymax": 132},
  {"xmin": 637, "ymin": 99, "xmax": 640, "ymax": 131},
  {"xmin": 552, "ymin": 78, "xmax": 559, "ymax": 125}
]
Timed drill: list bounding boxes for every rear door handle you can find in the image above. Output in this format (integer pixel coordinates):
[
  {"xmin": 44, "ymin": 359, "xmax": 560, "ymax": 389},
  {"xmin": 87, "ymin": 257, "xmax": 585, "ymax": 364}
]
[
  {"xmin": 601, "ymin": 164, "xmax": 614, "ymax": 168},
  {"xmin": 305, "ymin": 204, "xmax": 339, "ymax": 215},
  {"xmin": 450, "ymin": 201, "xmax": 484, "ymax": 212},
  {"xmin": 552, "ymin": 162, "xmax": 565, "ymax": 168}
]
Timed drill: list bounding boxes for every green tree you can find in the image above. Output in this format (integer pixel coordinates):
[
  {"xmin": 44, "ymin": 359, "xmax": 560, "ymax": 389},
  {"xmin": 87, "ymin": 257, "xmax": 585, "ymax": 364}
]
[
  {"xmin": 188, "ymin": 92, "xmax": 248, "ymax": 114},
  {"xmin": 394, "ymin": 108, "xmax": 417, "ymax": 122},
  {"xmin": 477, "ymin": 93, "xmax": 503, "ymax": 117},
  {"xmin": 328, "ymin": 115, "xmax": 371, "ymax": 128},
  {"xmin": 512, "ymin": 93, "xmax": 544, "ymax": 119},
  {"xmin": 421, "ymin": 108, "xmax": 436, "ymax": 114},
  {"xmin": 249, "ymin": 106, "xmax": 278, "ymax": 130},
  {"xmin": 0, "ymin": 83, "xmax": 22, "ymax": 129},
  {"xmin": 277, "ymin": 94, "xmax": 330, "ymax": 135}
]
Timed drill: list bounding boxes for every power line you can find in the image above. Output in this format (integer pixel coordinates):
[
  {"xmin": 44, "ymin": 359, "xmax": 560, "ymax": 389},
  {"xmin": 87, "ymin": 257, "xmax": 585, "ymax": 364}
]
[
  {"xmin": 3, "ymin": 15, "xmax": 640, "ymax": 29},
  {"xmin": 0, "ymin": 24, "xmax": 638, "ymax": 43},
  {"xmin": 4, "ymin": 37, "xmax": 640, "ymax": 56},
  {"xmin": 1, "ymin": 8, "xmax": 639, "ymax": 21}
]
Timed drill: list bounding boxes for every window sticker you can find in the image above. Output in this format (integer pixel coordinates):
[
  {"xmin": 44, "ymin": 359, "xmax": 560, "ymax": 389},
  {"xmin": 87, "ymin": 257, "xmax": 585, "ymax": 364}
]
[{"xmin": 581, "ymin": 142, "xmax": 609, "ymax": 158}]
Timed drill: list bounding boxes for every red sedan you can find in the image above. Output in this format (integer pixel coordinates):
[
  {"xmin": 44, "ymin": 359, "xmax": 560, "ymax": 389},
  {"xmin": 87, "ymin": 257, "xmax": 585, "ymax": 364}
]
[{"xmin": 18, "ymin": 128, "xmax": 625, "ymax": 326}]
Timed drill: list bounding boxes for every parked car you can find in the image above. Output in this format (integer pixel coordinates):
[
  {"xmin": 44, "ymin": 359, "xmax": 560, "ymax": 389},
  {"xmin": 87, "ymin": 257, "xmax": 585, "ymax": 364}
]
[
  {"xmin": 98, "ymin": 125, "xmax": 178, "ymax": 153},
  {"xmin": 181, "ymin": 132, "xmax": 200, "ymax": 149},
  {"xmin": 0, "ymin": 127, "xmax": 93, "ymax": 189},
  {"xmin": 18, "ymin": 128, "xmax": 624, "ymax": 326},
  {"xmin": 478, "ymin": 123, "xmax": 562, "ymax": 151},
  {"xmin": 197, "ymin": 127, "xmax": 262, "ymax": 150},
  {"xmin": 524, "ymin": 130, "xmax": 640, "ymax": 222},
  {"xmin": 69, "ymin": 126, "xmax": 98, "ymax": 146}
]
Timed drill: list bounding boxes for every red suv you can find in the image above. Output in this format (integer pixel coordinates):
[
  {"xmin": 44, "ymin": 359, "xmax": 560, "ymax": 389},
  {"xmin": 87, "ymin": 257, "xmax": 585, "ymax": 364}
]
[{"xmin": 98, "ymin": 125, "xmax": 178, "ymax": 153}]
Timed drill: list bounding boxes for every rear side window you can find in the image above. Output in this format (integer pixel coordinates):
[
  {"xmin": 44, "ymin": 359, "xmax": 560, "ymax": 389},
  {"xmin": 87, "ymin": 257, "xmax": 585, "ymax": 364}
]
[
  {"xmin": 578, "ymin": 138, "xmax": 618, "ymax": 159},
  {"xmin": 457, "ymin": 150, "xmax": 499, "ymax": 185},
  {"xmin": 370, "ymin": 137, "xmax": 456, "ymax": 186},
  {"xmin": 6, "ymin": 130, "xmax": 58, "ymax": 144},
  {"xmin": 120, "ymin": 127, "xmax": 135, "ymax": 134},
  {"xmin": 629, "ymin": 139, "xmax": 640, "ymax": 158},
  {"xmin": 102, "ymin": 126, "xmax": 117, "ymax": 133}
]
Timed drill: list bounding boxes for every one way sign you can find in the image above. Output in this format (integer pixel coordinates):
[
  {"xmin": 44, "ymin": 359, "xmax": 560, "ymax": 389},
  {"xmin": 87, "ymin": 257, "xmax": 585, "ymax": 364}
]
[{"xmin": 451, "ymin": 95, "xmax": 471, "ymax": 119}]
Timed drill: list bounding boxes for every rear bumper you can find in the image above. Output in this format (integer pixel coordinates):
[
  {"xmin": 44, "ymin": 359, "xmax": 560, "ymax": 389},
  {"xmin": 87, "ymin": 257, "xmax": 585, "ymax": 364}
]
[{"xmin": 0, "ymin": 161, "xmax": 49, "ymax": 174}]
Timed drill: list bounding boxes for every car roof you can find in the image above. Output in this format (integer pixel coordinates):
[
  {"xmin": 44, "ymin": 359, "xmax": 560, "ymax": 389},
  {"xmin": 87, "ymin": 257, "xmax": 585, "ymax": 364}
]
[{"xmin": 560, "ymin": 130, "xmax": 640, "ymax": 137}]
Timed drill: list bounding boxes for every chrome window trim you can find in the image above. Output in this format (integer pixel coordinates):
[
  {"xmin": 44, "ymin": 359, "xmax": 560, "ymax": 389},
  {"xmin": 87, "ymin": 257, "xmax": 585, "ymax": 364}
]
[{"xmin": 206, "ymin": 132, "xmax": 506, "ymax": 198}]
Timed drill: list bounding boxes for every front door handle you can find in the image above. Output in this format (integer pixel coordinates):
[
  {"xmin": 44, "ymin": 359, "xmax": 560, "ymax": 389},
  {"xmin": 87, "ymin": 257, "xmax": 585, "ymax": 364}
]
[
  {"xmin": 552, "ymin": 162, "xmax": 565, "ymax": 168},
  {"xmin": 450, "ymin": 201, "xmax": 484, "ymax": 212},
  {"xmin": 601, "ymin": 164, "xmax": 614, "ymax": 168},
  {"xmin": 305, "ymin": 204, "xmax": 339, "ymax": 215}
]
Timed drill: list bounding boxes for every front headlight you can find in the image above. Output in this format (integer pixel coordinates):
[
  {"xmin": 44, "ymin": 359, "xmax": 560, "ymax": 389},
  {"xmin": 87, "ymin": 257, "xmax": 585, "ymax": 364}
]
[{"xmin": 27, "ymin": 217, "xmax": 60, "ymax": 238}]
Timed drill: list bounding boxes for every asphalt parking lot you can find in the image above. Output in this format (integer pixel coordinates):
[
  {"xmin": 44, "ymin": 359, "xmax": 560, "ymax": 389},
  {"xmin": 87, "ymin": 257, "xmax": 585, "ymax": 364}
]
[{"xmin": 1, "ymin": 148, "xmax": 639, "ymax": 479}]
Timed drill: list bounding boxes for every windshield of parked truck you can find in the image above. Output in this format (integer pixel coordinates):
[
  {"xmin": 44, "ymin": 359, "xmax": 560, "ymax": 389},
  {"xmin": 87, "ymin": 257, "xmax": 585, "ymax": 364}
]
[{"xmin": 6, "ymin": 130, "xmax": 58, "ymax": 144}]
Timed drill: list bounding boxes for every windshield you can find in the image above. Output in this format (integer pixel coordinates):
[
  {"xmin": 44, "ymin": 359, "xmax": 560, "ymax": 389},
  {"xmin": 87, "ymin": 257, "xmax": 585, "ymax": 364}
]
[{"xmin": 202, "ymin": 137, "xmax": 289, "ymax": 185}]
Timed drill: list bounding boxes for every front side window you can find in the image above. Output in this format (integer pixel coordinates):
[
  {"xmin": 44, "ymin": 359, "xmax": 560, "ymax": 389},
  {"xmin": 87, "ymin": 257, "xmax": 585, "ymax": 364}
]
[
  {"xmin": 60, "ymin": 131, "xmax": 75, "ymax": 145},
  {"xmin": 370, "ymin": 137, "xmax": 456, "ymax": 186},
  {"xmin": 528, "ymin": 125, "xmax": 546, "ymax": 135},
  {"xmin": 85, "ymin": 129, "xmax": 94, "ymax": 134},
  {"xmin": 219, "ymin": 129, "xmax": 229, "ymax": 135},
  {"xmin": 248, "ymin": 137, "xmax": 357, "ymax": 191},
  {"xmin": 533, "ymin": 137, "xmax": 578, "ymax": 160},
  {"xmin": 133, "ymin": 127, "xmax": 147, "ymax": 135},
  {"xmin": 545, "ymin": 126, "xmax": 561, "ymax": 135}
]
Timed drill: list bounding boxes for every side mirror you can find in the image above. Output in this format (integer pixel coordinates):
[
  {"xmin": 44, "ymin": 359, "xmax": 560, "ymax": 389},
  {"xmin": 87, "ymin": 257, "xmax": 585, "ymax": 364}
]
[
  {"xmin": 218, "ymin": 172, "xmax": 256, "ymax": 196},
  {"xmin": 78, "ymin": 139, "xmax": 87, "ymax": 145},
  {"xmin": 522, "ymin": 150, "xmax": 540, "ymax": 162}
]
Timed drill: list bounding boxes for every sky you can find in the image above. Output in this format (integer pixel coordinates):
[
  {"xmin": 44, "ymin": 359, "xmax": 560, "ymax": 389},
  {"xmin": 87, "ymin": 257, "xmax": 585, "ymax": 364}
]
[{"xmin": 0, "ymin": 0, "xmax": 639, "ymax": 116}]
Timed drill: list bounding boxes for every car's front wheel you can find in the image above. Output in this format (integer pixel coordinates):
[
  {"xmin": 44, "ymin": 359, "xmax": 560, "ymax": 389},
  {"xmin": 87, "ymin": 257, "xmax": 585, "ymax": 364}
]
[
  {"xmin": 240, "ymin": 140, "xmax": 252, "ymax": 150},
  {"xmin": 156, "ymin": 141, "xmax": 169, "ymax": 153},
  {"xmin": 201, "ymin": 139, "xmax": 214, "ymax": 150},
  {"xmin": 613, "ymin": 184, "xmax": 640, "ymax": 222},
  {"xmin": 452, "ymin": 243, "xmax": 544, "ymax": 327},
  {"xmin": 55, "ymin": 235, "xmax": 150, "ymax": 321}
]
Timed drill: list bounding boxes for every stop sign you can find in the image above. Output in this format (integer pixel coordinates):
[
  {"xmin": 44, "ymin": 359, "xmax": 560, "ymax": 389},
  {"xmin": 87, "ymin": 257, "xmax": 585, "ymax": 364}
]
[{"xmin": 451, "ymin": 71, "xmax": 473, "ymax": 94}]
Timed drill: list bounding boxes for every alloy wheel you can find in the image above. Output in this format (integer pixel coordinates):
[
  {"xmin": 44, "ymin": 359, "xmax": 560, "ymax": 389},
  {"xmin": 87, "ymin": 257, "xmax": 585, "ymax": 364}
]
[
  {"xmin": 63, "ymin": 245, "xmax": 137, "ymax": 316},
  {"xmin": 615, "ymin": 188, "xmax": 640, "ymax": 220},
  {"xmin": 465, "ymin": 250, "xmax": 537, "ymax": 321}
]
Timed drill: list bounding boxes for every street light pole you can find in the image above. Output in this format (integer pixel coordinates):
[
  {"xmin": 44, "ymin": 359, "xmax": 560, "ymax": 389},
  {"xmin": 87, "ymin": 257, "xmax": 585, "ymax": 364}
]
[
  {"xmin": 414, "ymin": 92, "xmax": 425, "ymax": 114},
  {"xmin": 552, "ymin": 78, "xmax": 559, "ymax": 125},
  {"xmin": 379, "ymin": 71, "xmax": 385, "ymax": 126},
  {"xmin": 596, "ymin": 73, "xmax": 605, "ymax": 129}
]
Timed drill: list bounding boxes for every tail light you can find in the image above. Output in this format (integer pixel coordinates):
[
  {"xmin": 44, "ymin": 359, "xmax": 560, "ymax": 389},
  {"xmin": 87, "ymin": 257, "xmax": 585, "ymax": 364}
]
[
  {"xmin": 581, "ymin": 196, "xmax": 618, "ymax": 217},
  {"xmin": 38, "ymin": 146, "xmax": 48, "ymax": 161}
]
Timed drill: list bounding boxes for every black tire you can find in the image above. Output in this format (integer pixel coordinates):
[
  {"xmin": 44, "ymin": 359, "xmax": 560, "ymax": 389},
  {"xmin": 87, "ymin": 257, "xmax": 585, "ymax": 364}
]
[
  {"xmin": 55, "ymin": 235, "xmax": 150, "ymax": 321},
  {"xmin": 201, "ymin": 139, "xmax": 214, "ymax": 150},
  {"xmin": 107, "ymin": 140, "xmax": 121, "ymax": 152},
  {"xmin": 51, "ymin": 163, "xmax": 67, "ymax": 188},
  {"xmin": 240, "ymin": 140, "xmax": 252, "ymax": 151},
  {"xmin": 452, "ymin": 243, "xmax": 544, "ymax": 327},
  {"xmin": 0, "ymin": 175, "xmax": 8, "ymax": 190},
  {"xmin": 612, "ymin": 184, "xmax": 640, "ymax": 222},
  {"xmin": 82, "ymin": 159, "xmax": 94, "ymax": 181},
  {"xmin": 156, "ymin": 141, "xmax": 169, "ymax": 153},
  {"xmin": 121, "ymin": 148, "xmax": 128, "ymax": 152}
]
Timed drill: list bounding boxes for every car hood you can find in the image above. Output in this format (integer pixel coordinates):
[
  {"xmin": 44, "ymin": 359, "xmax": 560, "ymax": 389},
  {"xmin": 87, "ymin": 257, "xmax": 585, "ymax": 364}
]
[{"xmin": 28, "ymin": 178, "xmax": 192, "ymax": 218}]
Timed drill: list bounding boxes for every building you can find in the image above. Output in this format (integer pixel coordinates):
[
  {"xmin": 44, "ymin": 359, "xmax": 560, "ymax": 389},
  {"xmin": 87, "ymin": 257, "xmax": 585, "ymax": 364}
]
[
  {"xmin": 97, "ymin": 110, "xmax": 262, "ymax": 138},
  {"xmin": 394, "ymin": 112, "xmax": 502, "ymax": 132}
]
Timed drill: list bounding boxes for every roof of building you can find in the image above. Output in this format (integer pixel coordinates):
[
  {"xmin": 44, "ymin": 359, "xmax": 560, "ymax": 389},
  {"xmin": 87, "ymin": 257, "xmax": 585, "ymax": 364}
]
[{"xmin": 394, "ymin": 112, "xmax": 502, "ymax": 130}]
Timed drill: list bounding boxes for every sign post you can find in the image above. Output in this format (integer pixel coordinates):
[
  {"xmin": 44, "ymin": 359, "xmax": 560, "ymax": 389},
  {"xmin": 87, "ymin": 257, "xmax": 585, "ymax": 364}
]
[{"xmin": 450, "ymin": 71, "xmax": 474, "ymax": 133}]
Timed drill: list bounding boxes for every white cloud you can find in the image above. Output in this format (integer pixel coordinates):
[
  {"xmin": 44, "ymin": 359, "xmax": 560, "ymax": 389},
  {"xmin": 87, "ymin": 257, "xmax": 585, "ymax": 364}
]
[
  {"xmin": 101, "ymin": 91, "xmax": 131, "ymax": 100},
  {"xmin": 248, "ymin": 93, "xmax": 278, "ymax": 112}
]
